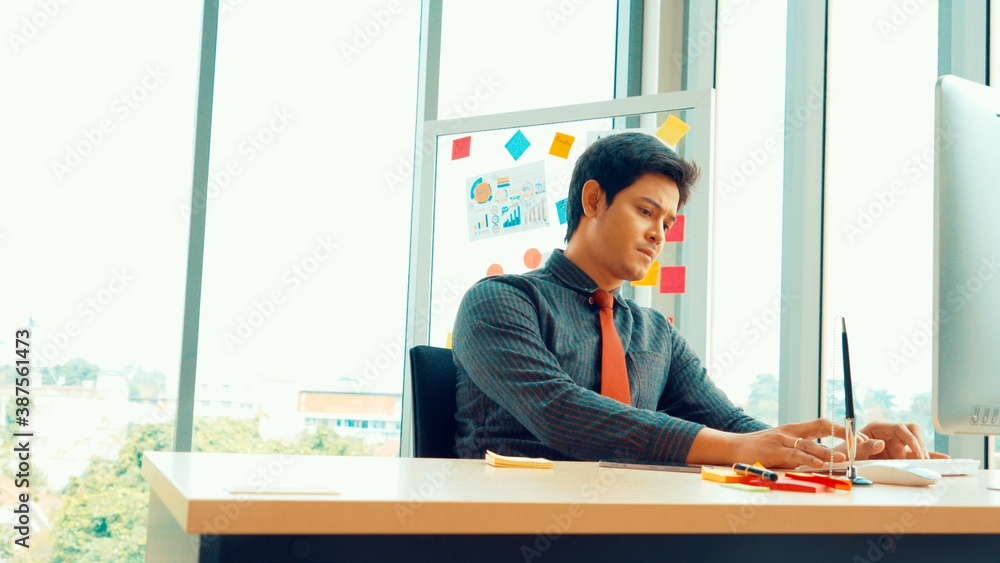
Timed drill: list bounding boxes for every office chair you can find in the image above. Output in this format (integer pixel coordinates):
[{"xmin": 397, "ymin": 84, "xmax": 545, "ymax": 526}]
[{"xmin": 408, "ymin": 345, "xmax": 459, "ymax": 458}]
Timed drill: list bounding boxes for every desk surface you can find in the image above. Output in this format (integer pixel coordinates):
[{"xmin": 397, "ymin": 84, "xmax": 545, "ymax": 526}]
[{"xmin": 142, "ymin": 452, "xmax": 1000, "ymax": 536}]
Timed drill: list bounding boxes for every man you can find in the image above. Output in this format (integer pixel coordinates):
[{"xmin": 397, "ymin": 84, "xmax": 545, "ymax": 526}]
[{"xmin": 452, "ymin": 132, "xmax": 937, "ymax": 467}]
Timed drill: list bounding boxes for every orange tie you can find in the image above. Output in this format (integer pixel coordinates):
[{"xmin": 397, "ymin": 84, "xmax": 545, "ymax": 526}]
[{"xmin": 592, "ymin": 289, "xmax": 631, "ymax": 404}]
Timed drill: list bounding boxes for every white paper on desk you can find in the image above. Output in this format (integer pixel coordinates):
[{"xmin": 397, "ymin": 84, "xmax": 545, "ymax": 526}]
[{"xmin": 224, "ymin": 485, "xmax": 341, "ymax": 495}]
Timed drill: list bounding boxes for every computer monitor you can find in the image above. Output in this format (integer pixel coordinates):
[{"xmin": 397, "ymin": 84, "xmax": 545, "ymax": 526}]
[{"xmin": 932, "ymin": 75, "xmax": 1000, "ymax": 437}]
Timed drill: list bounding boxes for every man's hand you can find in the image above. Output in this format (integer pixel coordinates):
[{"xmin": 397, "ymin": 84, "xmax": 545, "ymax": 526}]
[
  {"xmin": 848, "ymin": 421, "xmax": 950, "ymax": 460},
  {"xmin": 687, "ymin": 418, "xmax": 850, "ymax": 469}
]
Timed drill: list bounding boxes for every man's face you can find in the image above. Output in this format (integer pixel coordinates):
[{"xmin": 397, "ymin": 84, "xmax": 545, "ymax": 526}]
[{"xmin": 580, "ymin": 173, "xmax": 680, "ymax": 287}]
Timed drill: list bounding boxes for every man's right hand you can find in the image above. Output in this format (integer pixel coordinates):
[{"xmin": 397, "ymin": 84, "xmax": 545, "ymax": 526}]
[{"xmin": 687, "ymin": 418, "xmax": 851, "ymax": 468}]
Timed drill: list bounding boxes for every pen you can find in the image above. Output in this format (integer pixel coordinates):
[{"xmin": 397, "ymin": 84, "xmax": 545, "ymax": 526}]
[
  {"xmin": 732, "ymin": 463, "xmax": 778, "ymax": 482},
  {"xmin": 841, "ymin": 317, "xmax": 858, "ymax": 481}
]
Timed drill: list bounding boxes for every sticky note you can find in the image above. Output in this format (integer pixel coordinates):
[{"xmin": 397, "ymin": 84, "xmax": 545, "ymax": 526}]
[
  {"xmin": 701, "ymin": 466, "xmax": 753, "ymax": 484},
  {"xmin": 748, "ymin": 477, "xmax": 832, "ymax": 493},
  {"xmin": 505, "ymin": 130, "xmax": 531, "ymax": 161},
  {"xmin": 667, "ymin": 316, "xmax": 674, "ymax": 324},
  {"xmin": 655, "ymin": 114, "xmax": 691, "ymax": 146},
  {"xmin": 452, "ymin": 136, "xmax": 471, "ymax": 160},
  {"xmin": 486, "ymin": 263, "xmax": 504, "ymax": 277},
  {"xmin": 659, "ymin": 266, "xmax": 686, "ymax": 294},
  {"xmin": 548, "ymin": 132, "xmax": 575, "ymax": 158},
  {"xmin": 664, "ymin": 214, "xmax": 685, "ymax": 242},
  {"xmin": 486, "ymin": 450, "xmax": 553, "ymax": 469},
  {"xmin": 632, "ymin": 260, "xmax": 660, "ymax": 286},
  {"xmin": 555, "ymin": 198, "xmax": 568, "ymax": 225},
  {"xmin": 446, "ymin": 332, "xmax": 453, "ymax": 349},
  {"xmin": 721, "ymin": 483, "xmax": 771, "ymax": 492}
]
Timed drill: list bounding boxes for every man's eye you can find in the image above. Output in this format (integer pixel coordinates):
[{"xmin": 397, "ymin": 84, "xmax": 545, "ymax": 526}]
[
  {"xmin": 663, "ymin": 223, "xmax": 670, "ymax": 231},
  {"xmin": 640, "ymin": 208, "xmax": 651, "ymax": 216}
]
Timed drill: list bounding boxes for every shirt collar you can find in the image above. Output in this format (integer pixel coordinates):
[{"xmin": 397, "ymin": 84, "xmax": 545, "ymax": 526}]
[{"xmin": 543, "ymin": 249, "xmax": 628, "ymax": 306}]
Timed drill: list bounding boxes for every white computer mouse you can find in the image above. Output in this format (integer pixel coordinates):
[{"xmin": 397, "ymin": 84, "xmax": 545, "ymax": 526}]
[{"xmin": 857, "ymin": 461, "xmax": 942, "ymax": 487}]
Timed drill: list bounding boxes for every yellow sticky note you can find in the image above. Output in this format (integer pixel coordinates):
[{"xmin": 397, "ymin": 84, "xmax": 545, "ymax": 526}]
[
  {"xmin": 548, "ymin": 132, "xmax": 575, "ymax": 158},
  {"xmin": 446, "ymin": 332, "xmax": 453, "ymax": 349},
  {"xmin": 631, "ymin": 260, "xmax": 659, "ymax": 286},
  {"xmin": 700, "ymin": 466, "xmax": 751, "ymax": 483},
  {"xmin": 655, "ymin": 115, "xmax": 691, "ymax": 146},
  {"xmin": 485, "ymin": 450, "xmax": 554, "ymax": 469}
]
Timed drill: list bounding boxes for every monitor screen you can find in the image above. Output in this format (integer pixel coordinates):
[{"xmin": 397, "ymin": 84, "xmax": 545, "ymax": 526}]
[{"xmin": 932, "ymin": 75, "xmax": 1000, "ymax": 436}]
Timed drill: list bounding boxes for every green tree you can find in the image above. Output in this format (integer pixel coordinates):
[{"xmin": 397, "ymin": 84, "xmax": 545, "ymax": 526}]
[
  {"xmin": 744, "ymin": 373, "xmax": 778, "ymax": 426},
  {"xmin": 49, "ymin": 416, "xmax": 373, "ymax": 562},
  {"xmin": 55, "ymin": 358, "xmax": 101, "ymax": 386},
  {"xmin": 862, "ymin": 388, "xmax": 900, "ymax": 424},
  {"xmin": 127, "ymin": 369, "xmax": 166, "ymax": 401}
]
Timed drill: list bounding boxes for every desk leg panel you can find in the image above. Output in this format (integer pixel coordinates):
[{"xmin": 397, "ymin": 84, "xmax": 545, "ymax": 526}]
[{"xmin": 204, "ymin": 533, "xmax": 1000, "ymax": 563}]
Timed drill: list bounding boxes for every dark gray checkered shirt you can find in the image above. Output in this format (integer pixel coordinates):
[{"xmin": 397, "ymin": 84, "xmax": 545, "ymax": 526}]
[{"xmin": 453, "ymin": 249, "xmax": 769, "ymax": 462}]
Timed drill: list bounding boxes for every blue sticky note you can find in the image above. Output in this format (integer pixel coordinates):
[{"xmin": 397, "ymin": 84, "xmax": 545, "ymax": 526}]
[
  {"xmin": 555, "ymin": 198, "xmax": 568, "ymax": 225},
  {"xmin": 505, "ymin": 130, "xmax": 531, "ymax": 161}
]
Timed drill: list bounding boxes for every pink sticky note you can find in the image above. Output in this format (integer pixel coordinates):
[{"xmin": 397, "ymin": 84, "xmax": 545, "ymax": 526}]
[
  {"xmin": 659, "ymin": 266, "xmax": 686, "ymax": 294},
  {"xmin": 452, "ymin": 136, "xmax": 471, "ymax": 160},
  {"xmin": 665, "ymin": 214, "xmax": 685, "ymax": 242}
]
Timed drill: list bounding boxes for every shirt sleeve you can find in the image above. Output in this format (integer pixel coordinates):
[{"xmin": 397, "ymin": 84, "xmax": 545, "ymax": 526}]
[
  {"xmin": 656, "ymin": 325, "xmax": 771, "ymax": 434},
  {"xmin": 453, "ymin": 279, "xmax": 709, "ymax": 463}
]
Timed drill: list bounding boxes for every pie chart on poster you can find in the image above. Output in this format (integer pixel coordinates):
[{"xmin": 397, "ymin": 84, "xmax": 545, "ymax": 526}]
[{"xmin": 470, "ymin": 178, "xmax": 493, "ymax": 203}]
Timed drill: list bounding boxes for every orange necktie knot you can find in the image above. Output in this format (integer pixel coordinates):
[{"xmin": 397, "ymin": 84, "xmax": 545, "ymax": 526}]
[{"xmin": 592, "ymin": 288, "xmax": 615, "ymax": 310}]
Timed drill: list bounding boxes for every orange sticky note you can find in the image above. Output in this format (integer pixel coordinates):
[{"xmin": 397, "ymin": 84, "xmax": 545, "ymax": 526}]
[
  {"xmin": 548, "ymin": 132, "xmax": 575, "ymax": 158},
  {"xmin": 665, "ymin": 214, "xmax": 685, "ymax": 242},
  {"xmin": 659, "ymin": 266, "xmax": 686, "ymax": 294},
  {"xmin": 632, "ymin": 260, "xmax": 659, "ymax": 286},
  {"xmin": 655, "ymin": 115, "xmax": 691, "ymax": 146}
]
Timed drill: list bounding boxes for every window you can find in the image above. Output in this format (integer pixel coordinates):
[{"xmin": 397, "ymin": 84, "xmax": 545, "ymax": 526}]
[
  {"xmin": 191, "ymin": 1, "xmax": 420, "ymax": 457},
  {"xmin": 822, "ymin": 1, "xmax": 939, "ymax": 445},
  {"xmin": 0, "ymin": 1, "xmax": 201, "ymax": 559},
  {"xmin": 711, "ymin": 0, "xmax": 789, "ymax": 425}
]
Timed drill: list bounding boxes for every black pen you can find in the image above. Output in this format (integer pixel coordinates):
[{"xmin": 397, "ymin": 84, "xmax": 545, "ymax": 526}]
[{"xmin": 732, "ymin": 463, "xmax": 778, "ymax": 482}]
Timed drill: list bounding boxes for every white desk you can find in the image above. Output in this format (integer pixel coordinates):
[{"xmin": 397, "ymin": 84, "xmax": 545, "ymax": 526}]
[{"xmin": 143, "ymin": 452, "xmax": 1000, "ymax": 562}]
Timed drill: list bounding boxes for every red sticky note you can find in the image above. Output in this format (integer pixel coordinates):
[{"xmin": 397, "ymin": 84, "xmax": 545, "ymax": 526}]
[
  {"xmin": 665, "ymin": 214, "xmax": 685, "ymax": 242},
  {"xmin": 452, "ymin": 136, "xmax": 471, "ymax": 160},
  {"xmin": 748, "ymin": 477, "xmax": 832, "ymax": 493},
  {"xmin": 659, "ymin": 266, "xmax": 686, "ymax": 294},
  {"xmin": 667, "ymin": 316, "xmax": 674, "ymax": 324}
]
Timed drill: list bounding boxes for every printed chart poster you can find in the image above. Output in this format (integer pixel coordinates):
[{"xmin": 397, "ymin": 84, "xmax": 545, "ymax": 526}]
[{"xmin": 466, "ymin": 161, "xmax": 549, "ymax": 242}]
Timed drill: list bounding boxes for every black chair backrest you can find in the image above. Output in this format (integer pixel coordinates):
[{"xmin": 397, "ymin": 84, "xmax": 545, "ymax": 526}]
[{"xmin": 409, "ymin": 345, "xmax": 459, "ymax": 458}]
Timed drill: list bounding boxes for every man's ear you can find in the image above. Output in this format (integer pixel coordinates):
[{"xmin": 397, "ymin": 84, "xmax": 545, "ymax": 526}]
[{"xmin": 581, "ymin": 179, "xmax": 604, "ymax": 218}]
